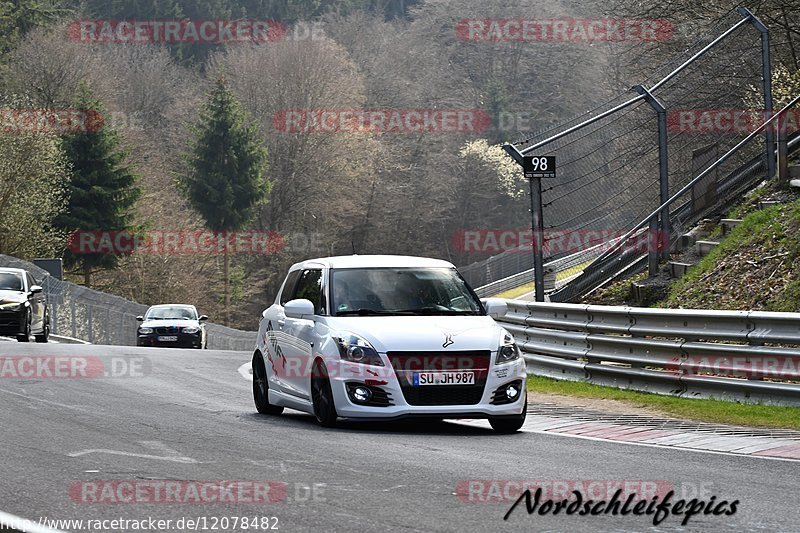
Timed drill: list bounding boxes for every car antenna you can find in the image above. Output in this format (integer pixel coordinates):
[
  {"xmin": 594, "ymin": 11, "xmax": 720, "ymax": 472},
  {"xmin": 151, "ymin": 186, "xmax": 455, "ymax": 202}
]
[{"xmin": 351, "ymin": 240, "xmax": 357, "ymax": 255}]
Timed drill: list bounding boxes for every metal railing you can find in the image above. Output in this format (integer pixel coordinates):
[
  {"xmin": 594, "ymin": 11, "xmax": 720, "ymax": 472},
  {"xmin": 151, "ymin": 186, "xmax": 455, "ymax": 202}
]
[
  {"xmin": 497, "ymin": 300, "xmax": 800, "ymax": 405},
  {"xmin": 549, "ymin": 96, "xmax": 800, "ymax": 302},
  {"xmin": 465, "ymin": 8, "xmax": 779, "ymax": 299},
  {"xmin": 0, "ymin": 254, "xmax": 256, "ymax": 351}
]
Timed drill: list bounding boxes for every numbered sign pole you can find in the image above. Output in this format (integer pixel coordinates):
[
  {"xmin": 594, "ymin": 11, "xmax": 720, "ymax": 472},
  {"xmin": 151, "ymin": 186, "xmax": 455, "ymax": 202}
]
[{"xmin": 522, "ymin": 156, "xmax": 550, "ymax": 302}]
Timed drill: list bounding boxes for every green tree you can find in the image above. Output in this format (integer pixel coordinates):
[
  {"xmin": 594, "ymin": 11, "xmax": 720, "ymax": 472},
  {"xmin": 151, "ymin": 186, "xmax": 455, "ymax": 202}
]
[
  {"xmin": 0, "ymin": 96, "xmax": 70, "ymax": 258},
  {"xmin": 55, "ymin": 83, "xmax": 141, "ymax": 287},
  {"xmin": 0, "ymin": 0, "xmax": 71, "ymax": 56},
  {"xmin": 182, "ymin": 77, "xmax": 269, "ymax": 324}
]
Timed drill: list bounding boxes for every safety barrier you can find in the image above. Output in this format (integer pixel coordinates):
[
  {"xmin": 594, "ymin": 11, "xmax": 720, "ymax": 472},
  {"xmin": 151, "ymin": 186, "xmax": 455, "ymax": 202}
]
[{"xmin": 497, "ymin": 300, "xmax": 800, "ymax": 405}]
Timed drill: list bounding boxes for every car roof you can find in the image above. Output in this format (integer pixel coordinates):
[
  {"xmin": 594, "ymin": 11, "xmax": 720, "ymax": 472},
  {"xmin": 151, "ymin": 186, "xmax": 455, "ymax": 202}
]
[
  {"xmin": 0, "ymin": 268, "xmax": 26, "ymax": 275},
  {"xmin": 289, "ymin": 255, "xmax": 456, "ymax": 271},
  {"xmin": 147, "ymin": 304, "xmax": 197, "ymax": 309}
]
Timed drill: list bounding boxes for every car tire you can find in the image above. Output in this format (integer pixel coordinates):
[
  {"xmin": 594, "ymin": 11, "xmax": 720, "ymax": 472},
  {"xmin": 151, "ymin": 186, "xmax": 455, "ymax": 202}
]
[
  {"xmin": 34, "ymin": 313, "xmax": 49, "ymax": 343},
  {"xmin": 16, "ymin": 311, "xmax": 30, "ymax": 342},
  {"xmin": 488, "ymin": 398, "xmax": 527, "ymax": 434},
  {"xmin": 253, "ymin": 353, "xmax": 284, "ymax": 416},
  {"xmin": 311, "ymin": 360, "xmax": 338, "ymax": 428}
]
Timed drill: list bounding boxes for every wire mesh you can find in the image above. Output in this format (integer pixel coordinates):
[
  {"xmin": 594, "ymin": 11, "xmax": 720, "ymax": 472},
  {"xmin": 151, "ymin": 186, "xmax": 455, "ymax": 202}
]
[
  {"xmin": 462, "ymin": 10, "xmax": 777, "ymax": 296},
  {"xmin": 0, "ymin": 254, "xmax": 256, "ymax": 350}
]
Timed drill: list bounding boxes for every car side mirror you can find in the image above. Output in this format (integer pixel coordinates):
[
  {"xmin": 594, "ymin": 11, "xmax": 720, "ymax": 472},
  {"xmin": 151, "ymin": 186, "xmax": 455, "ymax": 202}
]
[
  {"xmin": 136, "ymin": 315, "xmax": 144, "ymax": 322},
  {"xmin": 198, "ymin": 315, "xmax": 208, "ymax": 322},
  {"xmin": 29, "ymin": 285, "xmax": 43, "ymax": 294},
  {"xmin": 483, "ymin": 298, "xmax": 508, "ymax": 319},
  {"xmin": 284, "ymin": 299, "xmax": 316, "ymax": 320}
]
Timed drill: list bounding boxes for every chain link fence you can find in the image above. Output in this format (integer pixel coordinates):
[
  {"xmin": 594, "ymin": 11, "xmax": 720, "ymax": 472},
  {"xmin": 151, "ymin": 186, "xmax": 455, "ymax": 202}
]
[
  {"xmin": 461, "ymin": 9, "xmax": 780, "ymax": 296},
  {"xmin": 0, "ymin": 254, "xmax": 256, "ymax": 351}
]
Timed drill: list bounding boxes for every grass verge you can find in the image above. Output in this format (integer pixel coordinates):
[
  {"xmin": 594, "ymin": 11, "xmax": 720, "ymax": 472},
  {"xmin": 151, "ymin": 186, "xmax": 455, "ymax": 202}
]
[{"xmin": 527, "ymin": 375, "xmax": 800, "ymax": 429}]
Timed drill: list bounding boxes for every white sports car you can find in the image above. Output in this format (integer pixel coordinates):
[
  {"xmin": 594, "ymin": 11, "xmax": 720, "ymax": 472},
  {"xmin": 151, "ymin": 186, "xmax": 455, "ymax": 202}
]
[{"xmin": 252, "ymin": 255, "xmax": 528, "ymax": 432}]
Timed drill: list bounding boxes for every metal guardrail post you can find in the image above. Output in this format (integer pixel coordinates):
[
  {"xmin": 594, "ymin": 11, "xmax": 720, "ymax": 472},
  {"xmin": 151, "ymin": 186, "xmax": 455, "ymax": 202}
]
[
  {"xmin": 634, "ymin": 85, "xmax": 670, "ymax": 258},
  {"xmin": 739, "ymin": 7, "xmax": 775, "ymax": 179}
]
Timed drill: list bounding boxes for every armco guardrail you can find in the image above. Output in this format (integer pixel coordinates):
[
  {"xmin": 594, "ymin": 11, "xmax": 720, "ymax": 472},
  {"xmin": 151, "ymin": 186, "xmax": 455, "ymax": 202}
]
[{"xmin": 497, "ymin": 300, "xmax": 800, "ymax": 406}]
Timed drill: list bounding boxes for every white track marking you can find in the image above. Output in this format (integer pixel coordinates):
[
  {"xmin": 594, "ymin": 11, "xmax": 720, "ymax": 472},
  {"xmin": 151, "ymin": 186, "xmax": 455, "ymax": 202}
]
[
  {"xmin": 68, "ymin": 448, "xmax": 197, "ymax": 464},
  {"xmin": 238, "ymin": 361, "xmax": 253, "ymax": 381}
]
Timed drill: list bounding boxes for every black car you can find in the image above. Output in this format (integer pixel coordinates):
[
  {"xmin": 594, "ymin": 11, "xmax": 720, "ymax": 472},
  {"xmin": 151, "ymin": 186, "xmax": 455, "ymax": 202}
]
[
  {"xmin": 0, "ymin": 267, "xmax": 49, "ymax": 343},
  {"xmin": 136, "ymin": 304, "xmax": 208, "ymax": 348}
]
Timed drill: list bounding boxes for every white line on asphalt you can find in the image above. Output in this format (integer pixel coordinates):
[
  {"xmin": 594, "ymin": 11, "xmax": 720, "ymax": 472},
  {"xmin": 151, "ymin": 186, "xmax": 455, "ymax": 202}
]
[
  {"xmin": 0, "ymin": 509, "xmax": 66, "ymax": 533},
  {"xmin": 68, "ymin": 449, "xmax": 198, "ymax": 464},
  {"xmin": 238, "ymin": 362, "xmax": 253, "ymax": 382}
]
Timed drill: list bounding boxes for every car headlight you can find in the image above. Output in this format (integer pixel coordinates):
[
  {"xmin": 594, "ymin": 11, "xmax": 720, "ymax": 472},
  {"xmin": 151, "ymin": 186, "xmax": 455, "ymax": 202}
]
[
  {"xmin": 496, "ymin": 333, "xmax": 521, "ymax": 364},
  {"xmin": 333, "ymin": 332, "xmax": 384, "ymax": 366},
  {"xmin": 182, "ymin": 326, "xmax": 200, "ymax": 334},
  {"xmin": 138, "ymin": 327, "xmax": 153, "ymax": 334},
  {"xmin": 0, "ymin": 302, "xmax": 23, "ymax": 311}
]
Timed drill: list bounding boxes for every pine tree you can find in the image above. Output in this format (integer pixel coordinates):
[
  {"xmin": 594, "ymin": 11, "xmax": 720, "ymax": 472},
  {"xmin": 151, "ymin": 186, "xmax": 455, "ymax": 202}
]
[
  {"xmin": 56, "ymin": 83, "xmax": 141, "ymax": 287},
  {"xmin": 182, "ymin": 77, "xmax": 269, "ymax": 324}
]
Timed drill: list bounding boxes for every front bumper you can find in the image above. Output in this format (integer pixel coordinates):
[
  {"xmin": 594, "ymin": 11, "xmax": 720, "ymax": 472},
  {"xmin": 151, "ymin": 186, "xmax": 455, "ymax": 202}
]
[
  {"xmin": 329, "ymin": 357, "xmax": 527, "ymax": 419},
  {"xmin": 0, "ymin": 308, "xmax": 25, "ymax": 335},
  {"xmin": 137, "ymin": 332, "xmax": 202, "ymax": 348}
]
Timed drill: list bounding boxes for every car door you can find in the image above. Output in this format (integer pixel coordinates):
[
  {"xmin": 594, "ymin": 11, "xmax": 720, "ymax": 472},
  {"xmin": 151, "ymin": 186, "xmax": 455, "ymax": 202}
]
[
  {"xmin": 26, "ymin": 273, "xmax": 44, "ymax": 332},
  {"xmin": 280, "ymin": 268, "xmax": 323, "ymax": 400},
  {"xmin": 261, "ymin": 269, "xmax": 301, "ymax": 394}
]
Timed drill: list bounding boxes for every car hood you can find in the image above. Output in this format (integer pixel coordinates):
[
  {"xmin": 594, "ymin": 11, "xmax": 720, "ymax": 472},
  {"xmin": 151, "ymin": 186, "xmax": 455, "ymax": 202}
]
[
  {"xmin": 140, "ymin": 319, "xmax": 201, "ymax": 329},
  {"xmin": 321, "ymin": 315, "xmax": 506, "ymax": 353},
  {"xmin": 0, "ymin": 290, "xmax": 26, "ymax": 304}
]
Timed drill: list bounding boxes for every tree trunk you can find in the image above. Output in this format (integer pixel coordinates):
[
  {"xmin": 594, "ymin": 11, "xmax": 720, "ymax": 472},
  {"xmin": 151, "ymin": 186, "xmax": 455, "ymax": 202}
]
[{"xmin": 223, "ymin": 234, "xmax": 230, "ymax": 326}]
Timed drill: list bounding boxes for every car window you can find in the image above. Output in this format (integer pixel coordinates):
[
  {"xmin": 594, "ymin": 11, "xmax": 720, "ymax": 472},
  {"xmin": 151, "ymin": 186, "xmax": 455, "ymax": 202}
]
[
  {"xmin": 279, "ymin": 270, "xmax": 302, "ymax": 306},
  {"xmin": 26, "ymin": 273, "xmax": 36, "ymax": 290},
  {"xmin": 0, "ymin": 272, "xmax": 23, "ymax": 291},
  {"xmin": 331, "ymin": 267, "xmax": 483, "ymax": 315},
  {"xmin": 293, "ymin": 269, "xmax": 323, "ymax": 314},
  {"xmin": 145, "ymin": 306, "xmax": 197, "ymax": 320}
]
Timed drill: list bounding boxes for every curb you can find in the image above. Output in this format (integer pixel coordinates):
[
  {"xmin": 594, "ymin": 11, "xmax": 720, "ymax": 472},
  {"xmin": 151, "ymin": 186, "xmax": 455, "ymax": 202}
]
[{"xmin": 49, "ymin": 335, "xmax": 90, "ymax": 345}]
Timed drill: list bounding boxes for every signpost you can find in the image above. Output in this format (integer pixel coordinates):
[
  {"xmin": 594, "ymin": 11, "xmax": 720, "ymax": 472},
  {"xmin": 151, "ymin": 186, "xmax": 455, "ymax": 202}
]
[{"xmin": 521, "ymin": 155, "xmax": 556, "ymax": 302}]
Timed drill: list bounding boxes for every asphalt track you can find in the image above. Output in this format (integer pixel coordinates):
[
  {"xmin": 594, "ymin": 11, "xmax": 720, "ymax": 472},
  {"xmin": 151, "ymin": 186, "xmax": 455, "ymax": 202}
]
[{"xmin": 0, "ymin": 342, "xmax": 797, "ymax": 532}]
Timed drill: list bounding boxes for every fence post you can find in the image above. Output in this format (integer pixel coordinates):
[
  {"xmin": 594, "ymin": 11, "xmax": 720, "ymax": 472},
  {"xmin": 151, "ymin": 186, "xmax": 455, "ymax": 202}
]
[
  {"xmin": 634, "ymin": 85, "xmax": 670, "ymax": 259},
  {"xmin": 777, "ymin": 108, "xmax": 789, "ymax": 182},
  {"xmin": 504, "ymin": 143, "xmax": 546, "ymax": 302},
  {"xmin": 648, "ymin": 216, "xmax": 660, "ymax": 277},
  {"xmin": 70, "ymin": 300, "xmax": 77, "ymax": 338},
  {"xmin": 740, "ymin": 8, "xmax": 775, "ymax": 179},
  {"xmin": 86, "ymin": 304, "xmax": 94, "ymax": 344}
]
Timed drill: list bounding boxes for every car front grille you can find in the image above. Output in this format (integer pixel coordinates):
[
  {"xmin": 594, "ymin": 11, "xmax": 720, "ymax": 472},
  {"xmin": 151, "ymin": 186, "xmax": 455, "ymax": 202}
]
[
  {"xmin": 155, "ymin": 326, "xmax": 183, "ymax": 335},
  {"xmin": 386, "ymin": 351, "xmax": 490, "ymax": 406}
]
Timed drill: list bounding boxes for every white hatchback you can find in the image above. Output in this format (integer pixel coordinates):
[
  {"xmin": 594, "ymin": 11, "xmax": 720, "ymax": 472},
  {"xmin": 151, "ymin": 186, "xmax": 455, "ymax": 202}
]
[{"xmin": 252, "ymin": 255, "xmax": 527, "ymax": 432}]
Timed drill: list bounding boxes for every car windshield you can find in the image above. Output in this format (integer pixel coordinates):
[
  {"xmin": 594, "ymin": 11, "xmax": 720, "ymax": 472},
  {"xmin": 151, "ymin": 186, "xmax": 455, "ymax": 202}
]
[
  {"xmin": 331, "ymin": 267, "xmax": 483, "ymax": 316},
  {"xmin": 0, "ymin": 272, "xmax": 23, "ymax": 291},
  {"xmin": 145, "ymin": 306, "xmax": 197, "ymax": 320}
]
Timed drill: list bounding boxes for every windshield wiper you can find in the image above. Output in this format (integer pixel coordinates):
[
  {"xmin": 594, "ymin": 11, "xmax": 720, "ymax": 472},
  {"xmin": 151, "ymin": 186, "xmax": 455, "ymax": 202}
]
[
  {"xmin": 336, "ymin": 308, "xmax": 412, "ymax": 316},
  {"xmin": 389, "ymin": 307, "xmax": 480, "ymax": 315}
]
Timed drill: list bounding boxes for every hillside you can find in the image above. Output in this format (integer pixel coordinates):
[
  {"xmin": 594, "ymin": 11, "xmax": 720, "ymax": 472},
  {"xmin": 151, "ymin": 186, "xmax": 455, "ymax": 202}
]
[{"xmin": 585, "ymin": 179, "xmax": 800, "ymax": 312}]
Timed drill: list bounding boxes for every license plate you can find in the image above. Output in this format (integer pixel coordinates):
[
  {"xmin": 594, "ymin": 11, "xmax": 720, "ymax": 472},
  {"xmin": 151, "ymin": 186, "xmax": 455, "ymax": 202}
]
[
  {"xmin": 413, "ymin": 371, "xmax": 475, "ymax": 386},
  {"xmin": 157, "ymin": 335, "xmax": 178, "ymax": 342}
]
